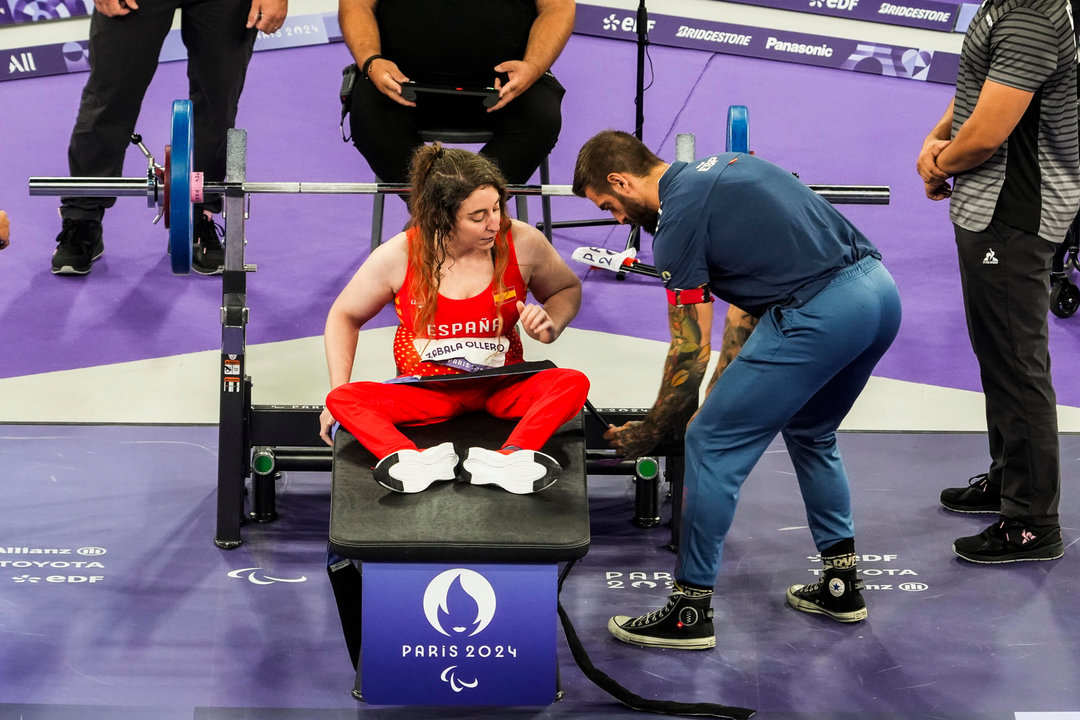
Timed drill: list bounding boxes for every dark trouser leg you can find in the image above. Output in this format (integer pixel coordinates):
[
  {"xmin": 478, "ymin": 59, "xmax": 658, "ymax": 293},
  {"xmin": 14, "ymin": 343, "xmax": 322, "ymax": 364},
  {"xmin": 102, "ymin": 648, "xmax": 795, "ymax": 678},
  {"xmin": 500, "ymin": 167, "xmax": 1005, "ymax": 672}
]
[
  {"xmin": 349, "ymin": 79, "xmax": 433, "ymax": 185},
  {"xmin": 180, "ymin": 0, "xmax": 257, "ymax": 215},
  {"xmin": 63, "ymin": 3, "xmax": 180, "ymax": 220},
  {"xmin": 478, "ymin": 73, "xmax": 565, "ymax": 184},
  {"xmin": 348, "ymin": 73, "xmax": 565, "ymax": 185},
  {"xmin": 955, "ymin": 220, "xmax": 1060, "ymax": 526}
]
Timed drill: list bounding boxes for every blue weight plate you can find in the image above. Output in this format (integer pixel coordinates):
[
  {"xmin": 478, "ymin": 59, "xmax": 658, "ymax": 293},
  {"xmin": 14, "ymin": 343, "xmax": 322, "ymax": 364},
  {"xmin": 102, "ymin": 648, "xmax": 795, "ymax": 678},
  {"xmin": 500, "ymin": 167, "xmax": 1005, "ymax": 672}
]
[
  {"xmin": 726, "ymin": 105, "xmax": 749, "ymax": 154},
  {"xmin": 168, "ymin": 99, "xmax": 194, "ymax": 274}
]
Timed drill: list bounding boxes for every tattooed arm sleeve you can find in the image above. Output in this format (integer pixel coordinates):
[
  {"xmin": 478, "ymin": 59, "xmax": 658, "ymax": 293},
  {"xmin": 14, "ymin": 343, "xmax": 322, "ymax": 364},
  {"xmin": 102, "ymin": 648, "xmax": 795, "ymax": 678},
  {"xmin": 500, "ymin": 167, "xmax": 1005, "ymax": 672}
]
[
  {"xmin": 705, "ymin": 304, "xmax": 758, "ymax": 396},
  {"xmin": 605, "ymin": 301, "xmax": 714, "ymax": 457}
]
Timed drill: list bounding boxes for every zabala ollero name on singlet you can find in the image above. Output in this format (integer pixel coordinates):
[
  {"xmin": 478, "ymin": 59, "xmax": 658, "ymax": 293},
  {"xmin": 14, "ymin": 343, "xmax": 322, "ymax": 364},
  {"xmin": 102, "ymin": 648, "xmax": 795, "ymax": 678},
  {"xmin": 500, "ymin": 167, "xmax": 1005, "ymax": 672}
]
[{"xmin": 423, "ymin": 339, "xmax": 508, "ymax": 359}]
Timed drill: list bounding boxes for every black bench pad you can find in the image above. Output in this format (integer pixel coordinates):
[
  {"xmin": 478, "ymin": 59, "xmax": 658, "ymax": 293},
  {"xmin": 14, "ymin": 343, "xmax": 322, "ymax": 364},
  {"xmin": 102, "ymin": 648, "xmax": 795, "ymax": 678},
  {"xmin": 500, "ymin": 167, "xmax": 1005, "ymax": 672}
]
[{"xmin": 329, "ymin": 412, "xmax": 589, "ymax": 564}]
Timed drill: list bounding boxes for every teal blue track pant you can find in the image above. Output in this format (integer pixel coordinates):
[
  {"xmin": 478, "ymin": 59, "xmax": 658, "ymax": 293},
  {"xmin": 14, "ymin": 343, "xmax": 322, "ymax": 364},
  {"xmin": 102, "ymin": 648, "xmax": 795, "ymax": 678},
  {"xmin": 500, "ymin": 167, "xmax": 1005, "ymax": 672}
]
[{"xmin": 676, "ymin": 257, "xmax": 902, "ymax": 587}]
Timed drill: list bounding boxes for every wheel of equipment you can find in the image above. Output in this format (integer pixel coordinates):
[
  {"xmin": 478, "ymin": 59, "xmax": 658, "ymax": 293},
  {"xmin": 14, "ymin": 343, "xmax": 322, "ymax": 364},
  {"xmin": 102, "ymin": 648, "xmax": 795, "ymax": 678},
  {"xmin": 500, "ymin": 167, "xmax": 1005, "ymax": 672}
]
[
  {"xmin": 168, "ymin": 99, "xmax": 194, "ymax": 274},
  {"xmin": 1050, "ymin": 280, "xmax": 1080, "ymax": 318}
]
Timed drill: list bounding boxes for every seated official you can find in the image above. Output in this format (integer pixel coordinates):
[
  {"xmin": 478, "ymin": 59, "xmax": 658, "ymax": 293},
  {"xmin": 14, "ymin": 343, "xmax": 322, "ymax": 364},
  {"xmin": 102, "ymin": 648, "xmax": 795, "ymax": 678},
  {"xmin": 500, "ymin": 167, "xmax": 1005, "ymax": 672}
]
[
  {"xmin": 338, "ymin": 0, "xmax": 573, "ymax": 186},
  {"xmin": 319, "ymin": 145, "xmax": 589, "ymax": 494}
]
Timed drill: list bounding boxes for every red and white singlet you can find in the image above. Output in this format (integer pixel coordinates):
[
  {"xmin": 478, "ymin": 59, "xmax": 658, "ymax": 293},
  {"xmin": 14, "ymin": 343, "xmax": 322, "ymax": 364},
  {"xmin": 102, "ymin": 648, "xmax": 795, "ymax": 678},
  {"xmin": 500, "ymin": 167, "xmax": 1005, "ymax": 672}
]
[{"xmin": 391, "ymin": 228, "xmax": 527, "ymax": 377}]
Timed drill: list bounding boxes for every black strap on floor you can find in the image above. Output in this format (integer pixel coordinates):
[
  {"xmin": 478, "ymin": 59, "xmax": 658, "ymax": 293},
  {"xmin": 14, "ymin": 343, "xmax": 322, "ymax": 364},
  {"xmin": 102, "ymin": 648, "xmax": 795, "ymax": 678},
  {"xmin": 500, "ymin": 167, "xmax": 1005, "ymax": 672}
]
[{"xmin": 556, "ymin": 560, "xmax": 756, "ymax": 720}]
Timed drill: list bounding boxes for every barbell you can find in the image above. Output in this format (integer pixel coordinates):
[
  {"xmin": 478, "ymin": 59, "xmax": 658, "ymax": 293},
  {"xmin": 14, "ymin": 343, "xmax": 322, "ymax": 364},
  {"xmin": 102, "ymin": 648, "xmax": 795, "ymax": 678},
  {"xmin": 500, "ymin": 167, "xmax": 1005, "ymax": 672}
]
[{"xmin": 28, "ymin": 100, "xmax": 891, "ymax": 275}]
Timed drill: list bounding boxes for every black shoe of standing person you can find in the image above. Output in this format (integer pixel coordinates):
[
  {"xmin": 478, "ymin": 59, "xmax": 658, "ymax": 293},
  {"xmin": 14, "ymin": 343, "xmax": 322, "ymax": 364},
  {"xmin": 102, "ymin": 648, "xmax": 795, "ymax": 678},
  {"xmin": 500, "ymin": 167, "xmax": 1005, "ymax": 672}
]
[
  {"xmin": 787, "ymin": 566, "xmax": 867, "ymax": 623},
  {"xmin": 940, "ymin": 473, "xmax": 1000, "ymax": 513},
  {"xmin": 607, "ymin": 582, "xmax": 715, "ymax": 650},
  {"xmin": 51, "ymin": 218, "xmax": 104, "ymax": 275},
  {"xmin": 953, "ymin": 517, "xmax": 1064, "ymax": 563},
  {"xmin": 192, "ymin": 214, "xmax": 225, "ymax": 275}
]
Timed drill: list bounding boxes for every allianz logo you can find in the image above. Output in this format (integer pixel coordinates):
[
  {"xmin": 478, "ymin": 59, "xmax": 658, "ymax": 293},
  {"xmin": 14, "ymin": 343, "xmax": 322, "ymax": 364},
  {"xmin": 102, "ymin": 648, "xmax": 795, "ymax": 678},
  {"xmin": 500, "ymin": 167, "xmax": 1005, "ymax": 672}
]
[
  {"xmin": 809, "ymin": 0, "xmax": 860, "ymax": 10},
  {"xmin": 601, "ymin": 13, "xmax": 657, "ymax": 34}
]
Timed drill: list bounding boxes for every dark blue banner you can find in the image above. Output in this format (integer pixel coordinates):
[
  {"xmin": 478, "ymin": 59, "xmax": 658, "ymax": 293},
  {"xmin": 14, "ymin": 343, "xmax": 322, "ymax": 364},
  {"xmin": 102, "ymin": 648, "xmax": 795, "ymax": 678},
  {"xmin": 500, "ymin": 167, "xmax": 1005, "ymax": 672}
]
[{"xmin": 362, "ymin": 563, "xmax": 558, "ymax": 706}]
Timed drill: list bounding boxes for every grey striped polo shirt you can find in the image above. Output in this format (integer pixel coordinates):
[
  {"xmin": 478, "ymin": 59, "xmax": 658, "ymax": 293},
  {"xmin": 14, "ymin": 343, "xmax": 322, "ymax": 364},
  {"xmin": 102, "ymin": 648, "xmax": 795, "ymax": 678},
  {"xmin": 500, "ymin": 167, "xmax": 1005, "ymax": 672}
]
[{"xmin": 951, "ymin": 0, "xmax": 1080, "ymax": 243}]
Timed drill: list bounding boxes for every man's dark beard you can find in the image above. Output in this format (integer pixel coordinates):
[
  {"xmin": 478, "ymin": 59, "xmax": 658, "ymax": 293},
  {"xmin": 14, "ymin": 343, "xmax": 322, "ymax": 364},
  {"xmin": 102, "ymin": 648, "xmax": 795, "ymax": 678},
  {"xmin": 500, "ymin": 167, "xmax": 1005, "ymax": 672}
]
[{"xmin": 621, "ymin": 196, "xmax": 659, "ymax": 234}]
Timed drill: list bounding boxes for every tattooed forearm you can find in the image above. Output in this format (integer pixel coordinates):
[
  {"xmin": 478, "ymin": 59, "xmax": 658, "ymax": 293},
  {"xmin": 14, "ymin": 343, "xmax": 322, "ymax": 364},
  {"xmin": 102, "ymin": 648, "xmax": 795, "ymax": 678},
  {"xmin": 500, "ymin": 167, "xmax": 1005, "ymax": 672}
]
[
  {"xmin": 643, "ymin": 304, "xmax": 710, "ymax": 436},
  {"xmin": 706, "ymin": 306, "xmax": 758, "ymax": 395}
]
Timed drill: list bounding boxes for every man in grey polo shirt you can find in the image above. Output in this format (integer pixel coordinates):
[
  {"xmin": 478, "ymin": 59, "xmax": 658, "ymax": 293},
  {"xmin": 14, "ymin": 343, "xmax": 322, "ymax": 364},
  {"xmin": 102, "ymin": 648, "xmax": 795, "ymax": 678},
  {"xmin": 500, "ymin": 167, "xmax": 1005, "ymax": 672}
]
[{"xmin": 917, "ymin": 0, "xmax": 1079, "ymax": 563}]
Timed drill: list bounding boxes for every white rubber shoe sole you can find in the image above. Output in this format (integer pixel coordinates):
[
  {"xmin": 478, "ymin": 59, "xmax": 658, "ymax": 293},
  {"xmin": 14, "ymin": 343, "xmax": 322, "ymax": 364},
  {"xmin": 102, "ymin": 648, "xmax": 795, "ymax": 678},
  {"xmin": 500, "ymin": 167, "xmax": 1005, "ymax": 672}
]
[
  {"xmin": 373, "ymin": 441, "xmax": 459, "ymax": 493},
  {"xmin": 461, "ymin": 447, "xmax": 560, "ymax": 494}
]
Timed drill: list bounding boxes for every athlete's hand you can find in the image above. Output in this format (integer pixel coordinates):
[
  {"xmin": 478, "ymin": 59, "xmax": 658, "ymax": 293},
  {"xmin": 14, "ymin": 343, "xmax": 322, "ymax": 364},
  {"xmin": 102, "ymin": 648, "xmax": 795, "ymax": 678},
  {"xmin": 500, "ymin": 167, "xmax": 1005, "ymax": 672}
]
[
  {"xmin": 319, "ymin": 407, "xmax": 337, "ymax": 447},
  {"xmin": 604, "ymin": 420, "xmax": 661, "ymax": 458},
  {"xmin": 517, "ymin": 301, "xmax": 557, "ymax": 343}
]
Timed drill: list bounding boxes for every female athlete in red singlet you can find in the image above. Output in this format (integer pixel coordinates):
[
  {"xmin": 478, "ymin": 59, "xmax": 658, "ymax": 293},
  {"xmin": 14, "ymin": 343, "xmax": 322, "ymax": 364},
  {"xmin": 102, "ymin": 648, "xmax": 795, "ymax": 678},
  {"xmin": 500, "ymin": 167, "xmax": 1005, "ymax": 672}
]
[{"xmin": 319, "ymin": 145, "xmax": 589, "ymax": 494}]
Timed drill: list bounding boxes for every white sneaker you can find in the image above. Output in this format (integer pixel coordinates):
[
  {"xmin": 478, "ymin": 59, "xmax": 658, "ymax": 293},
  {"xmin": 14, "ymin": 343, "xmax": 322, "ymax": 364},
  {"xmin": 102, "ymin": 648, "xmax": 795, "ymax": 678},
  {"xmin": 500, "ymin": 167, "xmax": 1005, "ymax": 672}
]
[
  {"xmin": 461, "ymin": 447, "xmax": 560, "ymax": 494},
  {"xmin": 373, "ymin": 441, "xmax": 459, "ymax": 493}
]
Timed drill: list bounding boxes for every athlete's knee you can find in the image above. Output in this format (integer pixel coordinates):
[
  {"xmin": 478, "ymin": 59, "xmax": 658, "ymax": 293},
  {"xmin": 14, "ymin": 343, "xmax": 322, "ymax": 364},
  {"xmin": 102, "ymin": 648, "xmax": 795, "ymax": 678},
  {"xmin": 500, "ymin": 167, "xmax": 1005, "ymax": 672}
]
[{"xmin": 326, "ymin": 381, "xmax": 385, "ymax": 416}]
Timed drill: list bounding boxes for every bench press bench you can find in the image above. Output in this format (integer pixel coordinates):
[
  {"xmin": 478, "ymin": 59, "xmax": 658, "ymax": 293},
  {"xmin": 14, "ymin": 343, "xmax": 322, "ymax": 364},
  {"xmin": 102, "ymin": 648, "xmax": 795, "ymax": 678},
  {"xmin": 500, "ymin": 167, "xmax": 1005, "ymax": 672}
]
[{"xmin": 328, "ymin": 412, "xmax": 589, "ymax": 706}]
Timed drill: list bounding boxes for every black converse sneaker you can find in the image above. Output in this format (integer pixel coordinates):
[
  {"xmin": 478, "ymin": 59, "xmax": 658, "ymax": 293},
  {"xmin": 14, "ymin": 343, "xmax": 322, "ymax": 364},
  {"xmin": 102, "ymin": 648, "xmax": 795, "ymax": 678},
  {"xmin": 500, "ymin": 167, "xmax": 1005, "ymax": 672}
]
[
  {"xmin": 608, "ymin": 583, "xmax": 715, "ymax": 650},
  {"xmin": 373, "ymin": 442, "xmax": 459, "ymax": 493},
  {"xmin": 787, "ymin": 547, "xmax": 867, "ymax": 623},
  {"xmin": 51, "ymin": 218, "xmax": 104, "ymax": 275},
  {"xmin": 953, "ymin": 517, "xmax": 1064, "ymax": 563},
  {"xmin": 940, "ymin": 473, "xmax": 1000, "ymax": 514},
  {"xmin": 461, "ymin": 447, "xmax": 560, "ymax": 494},
  {"xmin": 192, "ymin": 214, "xmax": 225, "ymax": 275}
]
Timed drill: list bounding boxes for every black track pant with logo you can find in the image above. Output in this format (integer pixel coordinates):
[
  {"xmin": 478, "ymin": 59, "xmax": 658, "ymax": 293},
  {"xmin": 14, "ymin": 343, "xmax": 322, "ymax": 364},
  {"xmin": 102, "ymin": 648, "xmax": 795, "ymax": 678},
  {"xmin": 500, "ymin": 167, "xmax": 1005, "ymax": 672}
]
[
  {"xmin": 61, "ymin": 0, "xmax": 257, "ymax": 220},
  {"xmin": 955, "ymin": 219, "xmax": 1061, "ymax": 526}
]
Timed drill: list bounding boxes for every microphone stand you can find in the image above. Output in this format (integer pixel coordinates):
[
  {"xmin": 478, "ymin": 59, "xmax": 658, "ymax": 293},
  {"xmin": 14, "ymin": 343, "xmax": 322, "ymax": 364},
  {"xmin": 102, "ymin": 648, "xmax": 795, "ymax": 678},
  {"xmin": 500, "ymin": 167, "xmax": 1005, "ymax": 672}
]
[{"xmin": 547, "ymin": 0, "xmax": 650, "ymax": 260}]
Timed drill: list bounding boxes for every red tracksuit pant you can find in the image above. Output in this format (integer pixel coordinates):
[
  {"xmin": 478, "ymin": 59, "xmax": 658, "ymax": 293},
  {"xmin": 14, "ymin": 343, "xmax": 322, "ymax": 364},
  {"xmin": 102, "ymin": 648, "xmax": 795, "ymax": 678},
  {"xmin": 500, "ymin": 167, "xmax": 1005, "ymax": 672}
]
[{"xmin": 325, "ymin": 367, "xmax": 590, "ymax": 459}]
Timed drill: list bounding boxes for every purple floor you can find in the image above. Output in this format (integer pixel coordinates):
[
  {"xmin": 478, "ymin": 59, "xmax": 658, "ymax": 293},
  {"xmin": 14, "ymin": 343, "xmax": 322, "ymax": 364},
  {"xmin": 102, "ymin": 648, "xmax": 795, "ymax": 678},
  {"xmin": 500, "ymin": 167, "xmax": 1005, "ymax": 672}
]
[
  {"xmin": 2, "ymin": 424, "xmax": 1079, "ymax": 719},
  {"xmin": 4, "ymin": 25, "xmax": 1080, "ymax": 720},
  {"xmin": 3, "ymin": 35, "xmax": 1080, "ymax": 402}
]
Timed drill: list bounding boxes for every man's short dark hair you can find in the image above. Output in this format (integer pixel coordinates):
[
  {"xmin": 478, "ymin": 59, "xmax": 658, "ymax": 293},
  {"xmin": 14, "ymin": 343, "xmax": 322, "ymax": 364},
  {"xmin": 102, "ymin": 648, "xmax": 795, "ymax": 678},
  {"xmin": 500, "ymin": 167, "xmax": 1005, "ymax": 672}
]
[{"xmin": 572, "ymin": 130, "xmax": 664, "ymax": 197}]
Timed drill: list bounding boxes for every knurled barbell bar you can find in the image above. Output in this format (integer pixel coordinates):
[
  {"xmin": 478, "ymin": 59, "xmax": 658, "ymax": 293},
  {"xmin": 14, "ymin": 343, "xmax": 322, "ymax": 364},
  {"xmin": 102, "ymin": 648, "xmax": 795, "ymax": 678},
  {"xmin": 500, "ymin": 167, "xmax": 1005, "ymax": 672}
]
[{"xmin": 28, "ymin": 99, "xmax": 891, "ymax": 275}]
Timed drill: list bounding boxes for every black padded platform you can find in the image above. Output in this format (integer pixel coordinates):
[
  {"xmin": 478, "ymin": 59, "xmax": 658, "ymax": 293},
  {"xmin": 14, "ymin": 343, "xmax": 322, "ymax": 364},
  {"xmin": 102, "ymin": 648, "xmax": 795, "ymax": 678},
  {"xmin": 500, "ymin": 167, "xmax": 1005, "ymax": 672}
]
[{"xmin": 329, "ymin": 412, "xmax": 589, "ymax": 564}]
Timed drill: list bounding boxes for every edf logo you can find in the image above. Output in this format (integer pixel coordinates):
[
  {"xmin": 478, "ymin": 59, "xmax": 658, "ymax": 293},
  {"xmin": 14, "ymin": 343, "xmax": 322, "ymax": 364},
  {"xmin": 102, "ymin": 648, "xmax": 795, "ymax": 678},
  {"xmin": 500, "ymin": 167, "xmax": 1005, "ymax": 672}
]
[
  {"xmin": 601, "ymin": 13, "xmax": 656, "ymax": 33},
  {"xmin": 423, "ymin": 568, "xmax": 496, "ymax": 637},
  {"xmin": 809, "ymin": 0, "xmax": 860, "ymax": 10}
]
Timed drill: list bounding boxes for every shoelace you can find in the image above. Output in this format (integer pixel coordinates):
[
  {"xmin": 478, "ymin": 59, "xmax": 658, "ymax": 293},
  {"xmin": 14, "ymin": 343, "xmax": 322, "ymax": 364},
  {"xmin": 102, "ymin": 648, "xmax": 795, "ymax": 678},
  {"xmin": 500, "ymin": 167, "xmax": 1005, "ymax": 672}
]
[
  {"xmin": 57, "ymin": 220, "xmax": 89, "ymax": 249},
  {"xmin": 625, "ymin": 594, "xmax": 681, "ymax": 628},
  {"xmin": 967, "ymin": 473, "xmax": 989, "ymax": 489}
]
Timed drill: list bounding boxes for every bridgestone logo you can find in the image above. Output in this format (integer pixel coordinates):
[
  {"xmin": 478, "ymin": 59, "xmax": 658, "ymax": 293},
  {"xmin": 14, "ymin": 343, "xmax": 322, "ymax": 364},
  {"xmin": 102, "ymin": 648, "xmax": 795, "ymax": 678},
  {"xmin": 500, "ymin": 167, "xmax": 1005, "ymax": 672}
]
[
  {"xmin": 675, "ymin": 25, "xmax": 752, "ymax": 46},
  {"xmin": 765, "ymin": 37, "xmax": 834, "ymax": 57},
  {"xmin": 878, "ymin": 2, "xmax": 951, "ymax": 22}
]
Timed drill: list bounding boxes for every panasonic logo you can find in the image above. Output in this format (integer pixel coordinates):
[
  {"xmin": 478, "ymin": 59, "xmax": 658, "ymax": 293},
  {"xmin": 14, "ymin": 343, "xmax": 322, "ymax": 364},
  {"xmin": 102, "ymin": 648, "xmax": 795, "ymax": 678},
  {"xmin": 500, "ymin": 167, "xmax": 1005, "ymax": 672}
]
[
  {"xmin": 765, "ymin": 37, "xmax": 834, "ymax": 57},
  {"xmin": 674, "ymin": 26, "xmax": 752, "ymax": 45}
]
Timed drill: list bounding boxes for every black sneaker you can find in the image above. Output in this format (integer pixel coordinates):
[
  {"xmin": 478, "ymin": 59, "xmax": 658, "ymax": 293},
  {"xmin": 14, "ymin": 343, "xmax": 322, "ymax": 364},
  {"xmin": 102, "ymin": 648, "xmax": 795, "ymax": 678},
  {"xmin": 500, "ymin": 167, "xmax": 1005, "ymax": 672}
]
[
  {"xmin": 953, "ymin": 517, "xmax": 1064, "ymax": 563},
  {"xmin": 192, "ymin": 214, "xmax": 225, "ymax": 275},
  {"xmin": 51, "ymin": 218, "xmax": 104, "ymax": 275},
  {"xmin": 940, "ymin": 473, "xmax": 1000, "ymax": 513},
  {"xmin": 608, "ymin": 584, "xmax": 715, "ymax": 650},
  {"xmin": 787, "ymin": 567, "xmax": 867, "ymax": 623}
]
